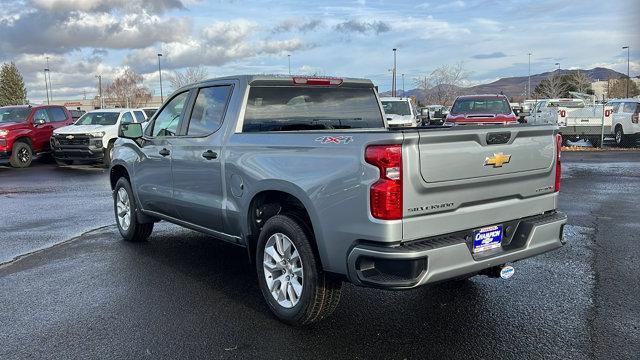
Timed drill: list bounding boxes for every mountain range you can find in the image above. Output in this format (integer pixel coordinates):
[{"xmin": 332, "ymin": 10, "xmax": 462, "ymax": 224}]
[{"xmin": 387, "ymin": 67, "xmax": 627, "ymax": 101}]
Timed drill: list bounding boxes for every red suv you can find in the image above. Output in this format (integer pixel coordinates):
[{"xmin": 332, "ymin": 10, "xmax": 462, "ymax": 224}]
[
  {"xmin": 445, "ymin": 94, "xmax": 518, "ymax": 125},
  {"xmin": 0, "ymin": 105, "xmax": 74, "ymax": 168}
]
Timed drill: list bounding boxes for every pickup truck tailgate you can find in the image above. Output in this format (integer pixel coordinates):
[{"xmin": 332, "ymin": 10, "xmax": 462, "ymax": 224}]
[{"xmin": 402, "ymin": 125, "xmax": 558, "ymax": 241}]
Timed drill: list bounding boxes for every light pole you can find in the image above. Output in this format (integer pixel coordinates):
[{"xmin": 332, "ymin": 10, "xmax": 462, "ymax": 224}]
[
  {"xmin": 528, "ymin": 52, "xmax": 532, "ymax": 99},
  {"xmin": 95, "ymin": 75, "xmax": 103, "ymax": 109},
  {"xmin": 288, "ymin": 54, "xmax": 291, "ymax": 75},
  {"xmin": 401, "ymin": 73, "xmax": 405, "ymax": 97},
  {"xmin": 622, "ymin": 46, "xmax": 630, "ymax": 98},
  {"xmin": 392, "ymin": 48, "xmax": 397, "ymax": 97},
  {"xmin": 45, "ymin": 56, "xmax": 52, "ymax": 103},
  {"xmin": 157, "ymin": 53, "xmax": 164, "ymax": 103},
  {"xmin": 44, "ymin": 67, "xmax": 50, "ymax": 105}
]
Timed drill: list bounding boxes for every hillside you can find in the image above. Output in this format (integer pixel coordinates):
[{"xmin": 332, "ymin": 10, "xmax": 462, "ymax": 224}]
[{"xmin": 386, "ymin": 67, "xmax": 627, "ymax": 101}]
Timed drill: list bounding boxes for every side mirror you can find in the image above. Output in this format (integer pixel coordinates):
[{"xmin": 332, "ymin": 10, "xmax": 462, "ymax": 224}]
[
  {"xmin": 119, "ymin": 123, "xmax": 143, "ymax": 139},
  {"xmin": 33, "ymin": 118, "xmax": 46, "ymax": 126}
]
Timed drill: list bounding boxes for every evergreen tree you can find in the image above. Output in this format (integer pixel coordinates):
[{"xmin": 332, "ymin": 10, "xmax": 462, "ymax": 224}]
[{"xmin": 0, "ymin": 62, "xmax": 28, "ymax": 106}]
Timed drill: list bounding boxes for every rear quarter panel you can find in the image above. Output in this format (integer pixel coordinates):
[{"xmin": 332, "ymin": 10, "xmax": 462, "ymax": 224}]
[{"xmin": 223, "ymin": 131, "xmax": 404, "ymax": 274}]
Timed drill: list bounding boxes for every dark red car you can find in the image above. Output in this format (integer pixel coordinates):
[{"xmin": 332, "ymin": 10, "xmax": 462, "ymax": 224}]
[
  {"xmin": 445, "ymin": 94, "xmax": 518, "ymax": 125},
  {"xmin": 0, "ymin": 105, "xmax": 74, "ymax": 168}
]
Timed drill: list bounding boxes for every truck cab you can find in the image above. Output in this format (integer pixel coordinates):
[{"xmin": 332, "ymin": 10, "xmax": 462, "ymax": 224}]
[
  {"xmin": 380, "ymin": 97, "xmax": 419, "ymax": 127},
  {"xmin": 0, "ymin": 105, "xmax": 74, "ymax": 168}
]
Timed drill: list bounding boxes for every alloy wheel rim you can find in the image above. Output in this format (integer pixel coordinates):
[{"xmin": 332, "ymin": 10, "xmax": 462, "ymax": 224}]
[
  {"xmin": 116, "ymin": 188, "xmax": 131, "ymax": 231},
  {"xmin": 18, "ymin": 148, "xmax": 30, "ymax": 163},
  {"xmin": 263, "ymin": 233, "xmax": 304, "ymax": 308},
  {"xmin": 616, "ymin": 130, "xmax": 622, "ymax": 143}
]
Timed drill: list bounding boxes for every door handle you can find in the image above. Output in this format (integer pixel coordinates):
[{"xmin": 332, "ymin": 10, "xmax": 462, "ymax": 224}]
[
  {"xmin": 202, "ymin": 150, "xmax": 218, "ymax": 160},
  {"xmin": 159, "ymin": 148, "xmax": 170, "ymax": 157}
]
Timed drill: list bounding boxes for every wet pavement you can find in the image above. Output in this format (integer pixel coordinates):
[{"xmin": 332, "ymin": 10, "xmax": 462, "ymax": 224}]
[{"xmin": 1, "ymin": 151, "xmax": 639, "ymax": 359}]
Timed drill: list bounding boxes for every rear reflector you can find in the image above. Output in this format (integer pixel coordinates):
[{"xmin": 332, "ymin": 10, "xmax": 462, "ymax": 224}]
[
  {"xmin": 555, "ymin": 134, "xmax": 562, "ymax": 192},
  {"xmin": 292, "ymin": 77, "xmax": 343, "ymax": 86},
  {"xmin": 365, "ymin": 145, "xmax": 402, "ymax": 220}
]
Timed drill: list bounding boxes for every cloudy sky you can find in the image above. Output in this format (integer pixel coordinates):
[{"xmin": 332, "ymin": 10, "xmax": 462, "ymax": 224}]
[{"xmin": 0, "ymin": 0, "xmax": 638, "ymax": 103}]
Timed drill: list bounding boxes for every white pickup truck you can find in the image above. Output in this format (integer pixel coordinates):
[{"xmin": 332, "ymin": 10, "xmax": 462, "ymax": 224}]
[{"xmin": 526, "ymin": 99, "xmax": 613, "ymax": 147}]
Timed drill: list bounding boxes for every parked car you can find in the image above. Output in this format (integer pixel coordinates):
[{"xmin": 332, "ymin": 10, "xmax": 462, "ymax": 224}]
[
  {"xmin": 51, "ymin": 108, "xmax": 144, "ymax": 166},
  {"xmin": 0, "ymin": 105, "xmax": 74, "ymax": 168},
  {"xmin": 109, "ymin": 75, "xmax": 567, "ymax": 326},
  {"xmin": 445, "ymin": 94, "xmax": 518, "ymax": 125},
  {"xmin": 380, "ymin": 97, "xmax": 419, "ymax": 127},
  {"xmin": 69, "ymin": 109, "xmax": 86, "ymax": 120},
  {"xmin": 526, "ymin": 99, "xmax": 613, "ymax": 147},
  {"xmin": 607, "ymin": 98, "xmax": 639, "ymax": 146},
  {"xmin": 420, "ymin": 105, "xmax": 449, "ymax": 125}
]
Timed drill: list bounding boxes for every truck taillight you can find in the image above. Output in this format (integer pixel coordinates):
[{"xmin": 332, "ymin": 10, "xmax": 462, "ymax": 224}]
[
  {"xmin": 365, "ymin": 145, "xmax": 402, "ymax": 220},
  {"xmin": 555, "ymin": 134, "xmax": 562, "ymax": 192},
  {"xmin": 632, "ymin": 110, "xmax": 639, "ymax": 124}
]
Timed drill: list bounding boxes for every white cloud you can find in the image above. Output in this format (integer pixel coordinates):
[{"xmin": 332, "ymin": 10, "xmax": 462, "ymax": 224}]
[{"xmin": 30, "ymin": 0, "xmax": 187, "ymax": 13}]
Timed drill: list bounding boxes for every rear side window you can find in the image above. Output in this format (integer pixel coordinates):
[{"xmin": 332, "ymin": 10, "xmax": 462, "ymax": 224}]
[
  {"xmin": 451, "ymin": 98, "xmax": 511, "ymax": 115},
  {"xmin": 187, "ymin": 85, "xmax": 232, "ymax": 136},
  {"xmin": 133, "ymin": 111, "xmax": 146, "ymax": 122},
  {"xmin": 48, "ymin": 107, "xmax": 67, "ymax": 122},
  {"xmin": 623, "ymin": 102, "xmax": 638, "ymax": 113},
  {"xmin": 243, "ymin": 86, "xmax": 384, "ymax": 132},
  {"xmin": 611, "ymin": 103, "xmax": 621, "ymax": 113}
]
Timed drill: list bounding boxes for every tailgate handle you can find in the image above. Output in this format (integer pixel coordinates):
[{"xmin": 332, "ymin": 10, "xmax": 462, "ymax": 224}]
[{"xmin": 486, "ymin": 132, "xmax": 511, "ymax": 145}]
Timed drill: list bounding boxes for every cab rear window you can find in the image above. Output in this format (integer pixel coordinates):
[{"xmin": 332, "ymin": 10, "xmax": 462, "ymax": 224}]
[
  {"xmin": 242, "ymin": 86, "xmax": 384, "ymax": 132},
  {"xmin": 451, "ymin": 98, "xmax": 511, "ymax": 115}
]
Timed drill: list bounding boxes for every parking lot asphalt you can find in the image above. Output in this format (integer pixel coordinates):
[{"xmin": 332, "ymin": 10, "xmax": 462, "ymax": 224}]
[{"xmin": 1, "ymin": 151, "xmax": 639, "ymax": 359}]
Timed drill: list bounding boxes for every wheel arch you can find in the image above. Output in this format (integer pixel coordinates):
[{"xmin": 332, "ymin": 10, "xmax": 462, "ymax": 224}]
[{"xmin": 245, "ymin": 185, "xmax": 325, "ymax": 269}]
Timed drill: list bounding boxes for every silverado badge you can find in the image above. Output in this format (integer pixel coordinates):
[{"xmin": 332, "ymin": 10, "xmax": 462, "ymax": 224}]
[
  {"xmin": 65, "ymin": 135, "xmax": 74, "ymax": 140},
  {"xmin": 484, "ymin": 153, "xmax": 511, "ymax": 168}
]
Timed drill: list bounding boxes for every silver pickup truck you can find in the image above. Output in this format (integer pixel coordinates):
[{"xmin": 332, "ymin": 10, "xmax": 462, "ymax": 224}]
[{"xmin": 110, "ymin": 75, "xmax": 567, "ymax": 326}]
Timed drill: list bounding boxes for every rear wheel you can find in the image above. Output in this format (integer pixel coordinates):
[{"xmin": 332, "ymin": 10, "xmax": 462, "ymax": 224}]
[
  {"xmin": 256, "ymin": 214, "xmax": 341, "ymax": 326},
  {"xmin": 590, "ymin": 136, "xmax": 601, "ymax": 148},
  {"xmin": 9, "ymin": 141, "xmax": 33, "ymax": 168},
  {"xmin": 114, "ymin": 177, "xmax": 153, "ymax": 242},
  {"xmin": 615, "ymin": 126, "xmax": 631, "ymax": 146}
]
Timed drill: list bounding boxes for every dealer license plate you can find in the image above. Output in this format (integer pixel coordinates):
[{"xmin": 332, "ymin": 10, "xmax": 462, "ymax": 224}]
[{"xmin": 473, "ymin": 225, "xmax": 503, "ymax": 253}]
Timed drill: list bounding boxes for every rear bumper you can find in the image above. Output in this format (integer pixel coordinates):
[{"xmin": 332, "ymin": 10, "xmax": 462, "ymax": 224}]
[
  {"xmin": 560, "ymin": 125, "xmax": 612, "ymax": 136},
  {"xmin": 347, "ymin": 211, "xmax": 567, "ymax": 289}
]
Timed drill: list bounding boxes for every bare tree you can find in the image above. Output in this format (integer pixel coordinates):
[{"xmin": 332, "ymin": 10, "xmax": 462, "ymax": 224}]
[
  {"xmin": 104, "ymin": 68, "xmax": 152, "ymax": 108},
  {"xmin": 168, "ymin": 66, "xmax": 209, "ymax": 89},
  {"xmin": 534, "ymin": 74, "xmax": 568, "ymax": 98},
  {"xmin": 414, "ymin": 62, "xmax": 469, "ymax": 105},
  {"xmin": 607, "ymin": 77, "xmax": 640, "ymax": 98},
  {"xmin": 568, "ymin": 70, "xmax": 592, "ymax": 93}
]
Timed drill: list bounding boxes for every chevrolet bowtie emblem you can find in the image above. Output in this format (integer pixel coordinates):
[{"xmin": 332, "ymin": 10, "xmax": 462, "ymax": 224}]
[
  {"xmin": 65, "ymin": 135, "xmax": 74, "ymax": 140},
  {"xmin": 484, "ymin": 153, "xmax": 511, "ymax": 168}
]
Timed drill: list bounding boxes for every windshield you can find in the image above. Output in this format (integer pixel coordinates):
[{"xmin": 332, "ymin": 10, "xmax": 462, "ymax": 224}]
[
  {"xmin": 75, "ymin": 112, "xmax": 119, "ymax": 126},
  {"xmin": 450, "ymin": 98, "xmax": 511, "ymax": 115},
  {"xmin": 243, "ymin": 86, "xmax": 384, "ymax": 132},
  {"xmin": 0, "ymin": 108, "xmax": 30, "ymax": 123},
  {"xmin": 382, "ymin": 101, "xmax": 412, "ymax": 116}
]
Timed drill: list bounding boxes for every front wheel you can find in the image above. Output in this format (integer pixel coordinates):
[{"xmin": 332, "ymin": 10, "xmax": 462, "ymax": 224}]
[
  {"xmin": 114, "ymin": 177, "xmax": 153, "ymax": 242},
  {"xmin": 615, "ymin": 126, "xmax": 631, "ymax": 146},
  {"xmin": 256, "ymin": 214, "xmax": 342, "ymax": 326},
  {"xmin": 9, "ymin": 141, "xmax": 33, "ymax": 168}
]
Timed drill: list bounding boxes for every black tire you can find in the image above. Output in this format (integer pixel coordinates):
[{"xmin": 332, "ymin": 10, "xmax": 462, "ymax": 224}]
[
  {"xmin": 9, "ymin": 141, "xmax": 33, "ymax": 168},
  {"xmin": 590, "ymin": 136, "xmax": 601, "ymax": 148},
  {"xmin": 614, "ymin": 126, "xmax": 631, "ymax": 147},
  {"xmin": 103, "ymin": 142, "xmax": 114, "ymax": 166},
  {"xmin": 256, "ymin": 213, "xmax": 342, "ymax": 326},
  {"xmin": 113, "ymin": 177, "xmax": 153, "ymax": 242},
  {"xmin": 561, "ymin": 135, "xmax": 570, "ymax": 146}
]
